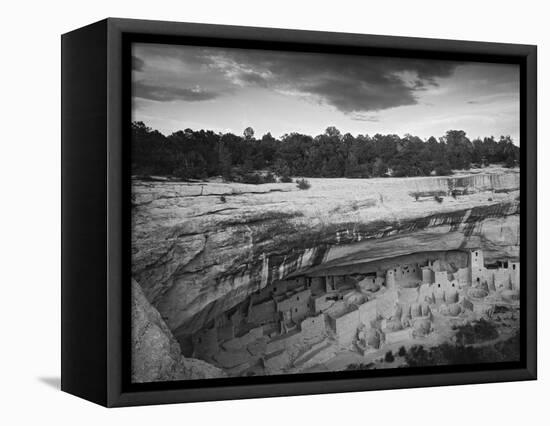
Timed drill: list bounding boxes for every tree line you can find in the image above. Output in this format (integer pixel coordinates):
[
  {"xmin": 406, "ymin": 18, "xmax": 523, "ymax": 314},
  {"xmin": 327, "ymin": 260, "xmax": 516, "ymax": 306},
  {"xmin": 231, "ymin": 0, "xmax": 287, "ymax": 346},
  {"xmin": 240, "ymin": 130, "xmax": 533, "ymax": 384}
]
[{"xmin": 131, "ymin": 121, "xmax": 519, "ymax": 181}]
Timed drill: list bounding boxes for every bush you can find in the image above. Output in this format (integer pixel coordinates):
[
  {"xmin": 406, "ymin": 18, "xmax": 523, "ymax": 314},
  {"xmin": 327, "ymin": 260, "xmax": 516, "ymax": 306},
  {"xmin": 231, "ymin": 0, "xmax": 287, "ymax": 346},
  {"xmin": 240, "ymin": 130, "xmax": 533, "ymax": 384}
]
[
  {"xmin": 384, "ymin": 351, "xmax": 395, "ymax": 363},
  {"xmin": 345, "ymin": 362, "xmax": 375, "ymax": 371},
  {"xmin": 263, "ymin": 172, "xmax": 277, "ymax": 183},
  {"xmin": 435, "ymin": 166, "xmax": 453, "ymax": 176},
  {"xmin": 504, "ymin": 156, "xmax": 516, "ymax": 168},
  {"xmin": 403, "ymin": 334, "xmax": 520, "ymax": 367},
  {"xmin": 241, "ymin": 173, "xmax": 263, "ymax": 184},
  {"xmin": 280, "ymin": 175, "xmax": 293, "ymax": 183},
  {"xmin": 241, "ymin": 172, "xmax": 276, "ymax": 185},
  {"xmin": 398, "ymin": 346, "xmax": 407, "ymax": 357},
  {"xmin": 296, "ymin": 178, "xmax": 311, "ymax": 190},
  {"xmin": 454, "ymin": 318, "xmax": 499, "ymax": 345},
  {"xmin": 404, "ymin": 345, "xmax": 431, "ymax": 367}
]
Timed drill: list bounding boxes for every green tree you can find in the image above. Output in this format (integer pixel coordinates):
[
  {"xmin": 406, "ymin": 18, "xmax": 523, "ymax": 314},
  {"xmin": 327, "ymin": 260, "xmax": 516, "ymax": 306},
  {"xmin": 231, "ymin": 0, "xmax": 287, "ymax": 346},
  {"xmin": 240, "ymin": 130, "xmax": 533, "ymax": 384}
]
[{"xmin": 243, "ymin": 126, "xmax": 255, "ymax": 141}]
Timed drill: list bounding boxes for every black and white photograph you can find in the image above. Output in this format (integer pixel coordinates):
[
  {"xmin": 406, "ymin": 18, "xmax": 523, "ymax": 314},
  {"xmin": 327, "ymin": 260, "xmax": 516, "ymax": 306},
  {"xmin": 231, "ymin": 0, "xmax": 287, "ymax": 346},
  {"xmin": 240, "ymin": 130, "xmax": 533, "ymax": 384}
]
[
  {"xmin": 130, "ymin": 43, "xmax": 522, "ymax": 383},
  {"xmin": 1, "ymin": 0, "xmax": 546, "ymax": 420}
]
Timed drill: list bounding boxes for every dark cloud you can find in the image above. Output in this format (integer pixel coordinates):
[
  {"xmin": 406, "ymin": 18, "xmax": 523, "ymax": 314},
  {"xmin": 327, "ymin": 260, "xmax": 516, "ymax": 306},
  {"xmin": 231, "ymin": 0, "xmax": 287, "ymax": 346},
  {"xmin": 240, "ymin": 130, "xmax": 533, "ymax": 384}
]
[
  {"xmin": 133, "ymin": 44, "xmax": 459, "ymax": 113},
  {"xmin": 132, "ymin": 56, "xmax": 145, "ymax": 71},
  {"xmin": 134, "ymin": 81, "xmax": 220, "ymax": 102},
  {"xmin": 208, "ymin": 50, "xmax": 458, "ymax": 113}
]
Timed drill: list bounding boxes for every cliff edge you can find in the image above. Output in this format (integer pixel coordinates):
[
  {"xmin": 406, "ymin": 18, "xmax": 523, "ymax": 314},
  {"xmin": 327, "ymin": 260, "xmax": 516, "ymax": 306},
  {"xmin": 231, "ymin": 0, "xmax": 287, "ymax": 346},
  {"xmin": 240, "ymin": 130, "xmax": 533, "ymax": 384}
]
[{"xmin": 131, "ymin": 279, "xmax": 226, "ymax": 383}]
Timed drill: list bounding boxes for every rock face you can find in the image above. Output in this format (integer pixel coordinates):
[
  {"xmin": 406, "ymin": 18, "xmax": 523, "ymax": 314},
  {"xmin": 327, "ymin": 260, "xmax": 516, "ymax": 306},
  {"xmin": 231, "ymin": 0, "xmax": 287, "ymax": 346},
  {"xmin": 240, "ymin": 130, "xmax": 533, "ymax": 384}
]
[
  {"xmin": 131, "ymin": 167, "xmax": 520, "ymax": 338},
  {"xmin": 131, "ymin": 279, "xmax": 225, "ymax": 383}
]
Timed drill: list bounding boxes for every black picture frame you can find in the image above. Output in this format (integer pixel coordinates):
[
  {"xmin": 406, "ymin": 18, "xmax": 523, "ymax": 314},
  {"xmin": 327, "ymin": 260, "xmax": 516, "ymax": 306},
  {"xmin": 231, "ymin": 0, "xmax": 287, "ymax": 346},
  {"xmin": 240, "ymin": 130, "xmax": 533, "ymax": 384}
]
[{"xmin": 61, "ymin": 17, "xmax": 537, "ymax": 407}]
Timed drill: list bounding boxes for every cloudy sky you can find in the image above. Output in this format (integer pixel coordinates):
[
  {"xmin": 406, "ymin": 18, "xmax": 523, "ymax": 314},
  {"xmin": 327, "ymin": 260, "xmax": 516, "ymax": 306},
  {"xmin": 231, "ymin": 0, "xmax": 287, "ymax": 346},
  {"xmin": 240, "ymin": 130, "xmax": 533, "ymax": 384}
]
[{"xmin": 132, "ymin": 43, "xmax": 520, "ymax": 144}]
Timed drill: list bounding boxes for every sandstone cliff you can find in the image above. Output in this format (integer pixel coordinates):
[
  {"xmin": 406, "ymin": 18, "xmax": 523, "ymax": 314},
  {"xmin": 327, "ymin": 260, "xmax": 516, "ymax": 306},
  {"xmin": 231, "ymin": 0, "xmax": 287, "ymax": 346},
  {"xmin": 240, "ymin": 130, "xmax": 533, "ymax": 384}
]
[
  {"xmin": 131, "ymin": 167, "xmax": 520, "ymax": 338},
  {"xmin": 131, "ymin": 279, "xmax": 225, "ymax": 382}
]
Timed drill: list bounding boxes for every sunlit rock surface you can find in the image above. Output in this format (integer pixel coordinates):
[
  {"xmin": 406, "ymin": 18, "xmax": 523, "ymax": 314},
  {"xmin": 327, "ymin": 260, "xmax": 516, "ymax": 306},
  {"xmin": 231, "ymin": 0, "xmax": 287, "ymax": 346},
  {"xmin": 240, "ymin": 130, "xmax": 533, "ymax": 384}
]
[
  {"xmin": 131, "ymin": 279, "xmax": 225, "ymax": 382},
  {"xmin": 131, "ymin": 167, "xmax": 519, "ymax": 336}
]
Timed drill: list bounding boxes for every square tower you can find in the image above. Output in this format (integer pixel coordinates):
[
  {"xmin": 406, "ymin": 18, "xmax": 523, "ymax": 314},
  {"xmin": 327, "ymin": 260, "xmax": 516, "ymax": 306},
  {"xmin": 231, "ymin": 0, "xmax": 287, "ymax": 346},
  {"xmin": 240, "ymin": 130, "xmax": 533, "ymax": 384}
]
[
  {"xmin": 470, "ymin": 249, "xmax": 485, "ymax": 286},
  {"xmin": 386, "ymin": 269, "xmax": 396, "ymax": 289}
]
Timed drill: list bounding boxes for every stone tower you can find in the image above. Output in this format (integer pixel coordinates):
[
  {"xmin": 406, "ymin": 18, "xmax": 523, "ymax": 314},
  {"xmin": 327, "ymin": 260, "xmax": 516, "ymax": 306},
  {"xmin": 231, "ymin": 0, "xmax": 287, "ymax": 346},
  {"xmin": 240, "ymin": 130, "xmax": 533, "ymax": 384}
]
[
  {"xmin": 386, "ymin": 269, "xmax": 396, "ymax": 289},
  {"xmin": 470, "ymin": 249, "xmax": 485, "ymax": 286}
]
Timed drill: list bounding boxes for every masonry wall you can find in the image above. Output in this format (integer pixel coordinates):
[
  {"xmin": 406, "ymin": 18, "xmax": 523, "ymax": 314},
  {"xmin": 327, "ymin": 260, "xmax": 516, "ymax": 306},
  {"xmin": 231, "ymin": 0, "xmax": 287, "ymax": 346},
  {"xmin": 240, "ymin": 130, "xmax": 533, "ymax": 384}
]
[
  {"xmin": 358, "ymin": 299, "xmax": 378, "ymax": 327},
  {"xmin": 376, "ymin": 289, "xmax": 399, "ymax": 319},
  {"xmin": 301, "ymin": 314, "xmax": 326, "ymax": 338},
  {"xmin": 471, "ymin": 249, "xmax": 485, "ymax": 284},
  {"xmin": 386, "ymin": 264, "xmax": 422, "ymax": 288},
  {"xmin": 434, "ymin": 270, "xmax": 449, "ymax": 288},
  {"xmin": 272, "ymin": 278, "xmax": 306, "ymax": 296},
  {"xmin": 249, "ymin": 299, "xmax": 277, "ymax": 325},
  {"xmin": 309, "ymin": 276, "xmax": 326, "ymax": 295},
  {"xmin": 313, "ymin": 294, "xmax": 335, "ymax": 314},
  {"xmin": 265, "ymin": 330, "xmax": 302, "ymax": 354},
  {"xmin": 454, "ymin": 267, "xmax": 470, "ymax": 285},
  {"xmin": 422, "ymin": 267, "xmax": 434, "ymax": 284},
  {"xmin": 386, "ymin": 270, "xmax": 396, "ymax": 289},
  {"xmin": 492, "ymin": 269, "xmax": 513, "ymax": 290},
  {"xmin": 334, "ymin": 309, "xmax": 360, "ymax": 346},
  {"xmin": 384, "ymin": 328, "xmax": 412, "ymax": 344},
  {"xmin": 276, "ymin": 289, "xmax": 311, "ymax": 323},
  {"xmin": 510, "ymin": 262, "xmax": 520, "ymax": 290},
  {"xmin": 333, "ymin": 275, "xmax": 355, "ymax": 291}
]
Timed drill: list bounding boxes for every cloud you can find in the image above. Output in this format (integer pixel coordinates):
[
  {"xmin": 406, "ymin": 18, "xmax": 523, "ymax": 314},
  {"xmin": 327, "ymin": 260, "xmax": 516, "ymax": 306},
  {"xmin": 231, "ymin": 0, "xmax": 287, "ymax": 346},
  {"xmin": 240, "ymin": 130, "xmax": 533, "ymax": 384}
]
[
  {"xmin": 133, "ymin": 81, "xmax": 220, "ymax": 102},
  {"xmin": 348, "ymin": 112, "xmax": 380, "ymax": 122},
  {"xmin": 203, "ymin": 49, "xmax": 459, "ymax": 113},
  {"xmin": 466, "ymin": 92, "xmax": 519, "ymax": 106},
  {"xmin": 132, "ymin": 56, "xmax": 145, "ymax": 72},
  {"xmin": 133, "ymin": 44, "xmax": 459, "ymax": 114}
]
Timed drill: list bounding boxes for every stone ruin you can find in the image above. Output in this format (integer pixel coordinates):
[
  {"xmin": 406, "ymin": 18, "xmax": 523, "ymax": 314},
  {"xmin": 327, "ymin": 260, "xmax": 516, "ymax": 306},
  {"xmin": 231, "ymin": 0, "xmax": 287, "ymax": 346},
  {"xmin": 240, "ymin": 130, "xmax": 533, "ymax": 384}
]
[{"xmin": 182, "ymin": 249, "xmax": 520, "ymax": 376}]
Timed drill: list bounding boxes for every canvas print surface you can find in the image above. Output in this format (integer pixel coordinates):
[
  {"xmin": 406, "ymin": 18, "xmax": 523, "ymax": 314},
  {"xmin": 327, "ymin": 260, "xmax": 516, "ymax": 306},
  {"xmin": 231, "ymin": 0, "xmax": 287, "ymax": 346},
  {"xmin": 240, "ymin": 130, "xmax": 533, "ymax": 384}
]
[{"xmin": 130, "ymin": 43, "xmax": 520, "ymax": 383}]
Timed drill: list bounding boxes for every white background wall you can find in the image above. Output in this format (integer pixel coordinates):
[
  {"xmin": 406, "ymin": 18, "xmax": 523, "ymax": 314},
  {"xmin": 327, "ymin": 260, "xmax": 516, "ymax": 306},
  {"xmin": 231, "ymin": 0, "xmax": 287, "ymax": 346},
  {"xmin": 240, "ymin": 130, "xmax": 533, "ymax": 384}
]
[{"xmin": 1, "ymin": 0, "xmax": 546, "ymax": 424}]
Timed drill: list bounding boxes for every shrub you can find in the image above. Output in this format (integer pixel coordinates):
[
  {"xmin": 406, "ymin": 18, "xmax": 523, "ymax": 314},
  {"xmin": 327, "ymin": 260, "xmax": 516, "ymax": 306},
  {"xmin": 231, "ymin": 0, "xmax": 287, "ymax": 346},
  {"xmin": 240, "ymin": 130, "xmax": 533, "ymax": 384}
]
[
  {"xmin": 296, "ymin": 178, "xmax": 311, "ymax": 190},
  {"xmin": 280, "ymin": 175, "xmax": 293, "ymax": 183},
  {"xmin": 241, "ymin": 173, "xmax": 263, "ymax": 184},
  {"xmin": 345, "ymin": 362, "xmax": 375, "ymax": 371},
  {"xmin": 384, "ymin": 351, "xmax": 395, "ymax": 363},
  {"xmin": 241, "ymin": 172, "xmax": 276, "ymax": 185},
  {"xmin": 403, "ymin": 335, "xmax": 520, "ymax": 367},
  {"xmin": 504, "ymin": 156, "xmax": 516, "ymax": 168},
  {"xmin": 435, "ymin": 166, "xmax": 453, "ymax": 176},
  {"xmin": 263, "ymin": 172, "xmax": 277, "ymax": 183},
  {"xmin": 404, "ymin": 345, "xmax": 431, "ymax": 367},
  {"xmin": 454, "ymin": 318, "xmax": 498, "ymax": 345},
  {"xmin": 398, "ymin": 346, "xmax": 407, "ymax": 357}
]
